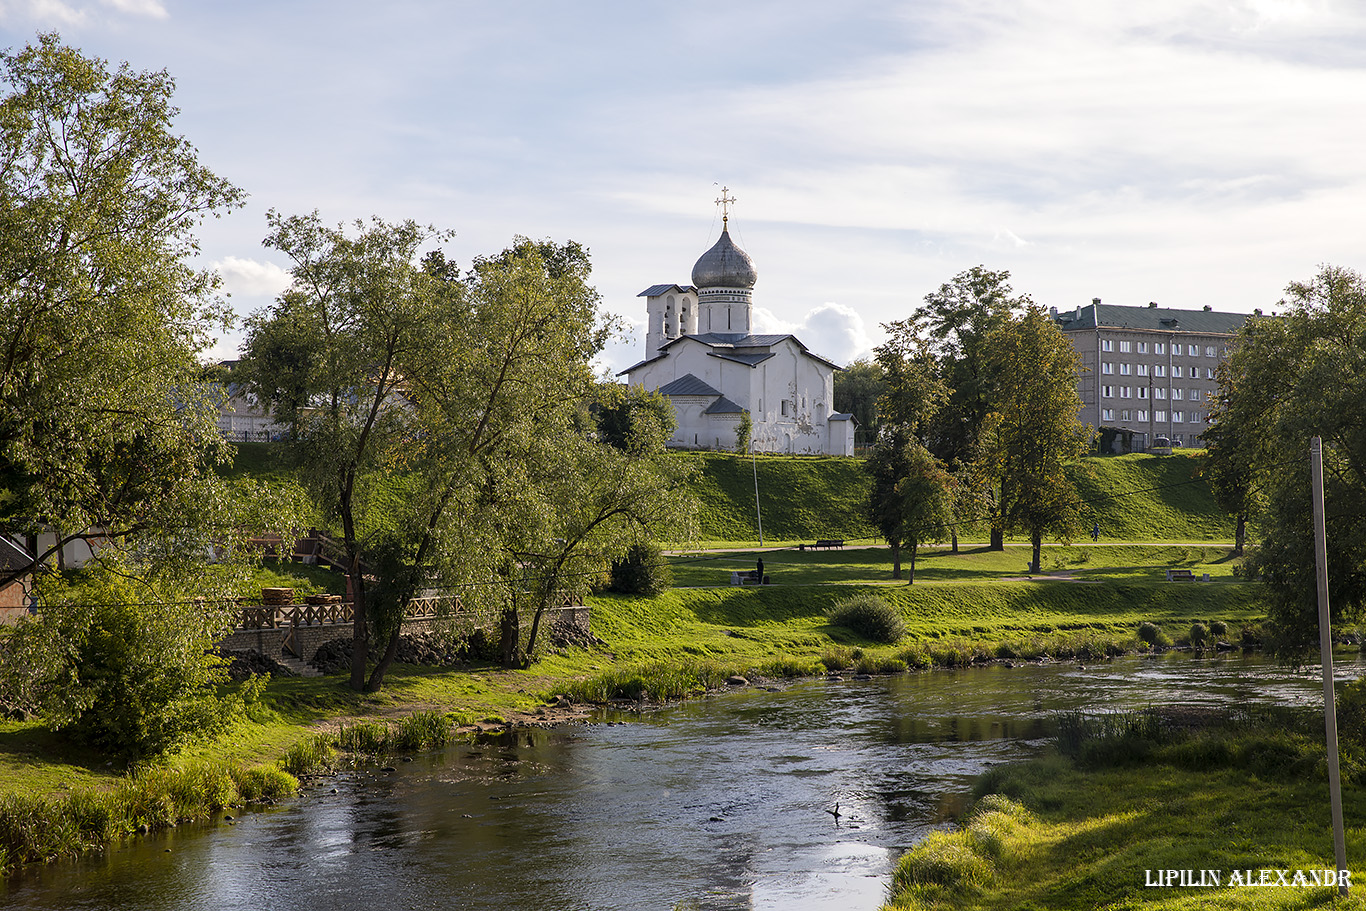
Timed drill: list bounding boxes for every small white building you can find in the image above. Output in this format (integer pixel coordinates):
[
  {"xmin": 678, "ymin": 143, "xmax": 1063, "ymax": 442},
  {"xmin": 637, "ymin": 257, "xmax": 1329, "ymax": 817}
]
[{"xmin": 619, "ymin": 216, "xmax": 855, "ymax": 455}]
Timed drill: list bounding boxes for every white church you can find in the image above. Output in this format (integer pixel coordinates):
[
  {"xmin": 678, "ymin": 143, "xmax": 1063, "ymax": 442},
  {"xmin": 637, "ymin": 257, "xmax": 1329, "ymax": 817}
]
[{"xmin": 618, "ymin": 201, "xmax": 856, "ymax": 455}]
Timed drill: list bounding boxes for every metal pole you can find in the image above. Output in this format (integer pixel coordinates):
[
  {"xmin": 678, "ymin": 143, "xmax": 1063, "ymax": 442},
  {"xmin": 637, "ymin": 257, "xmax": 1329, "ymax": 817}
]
[
  {"xmin": 1311, "ymin": 436, "xmax": 1349, "ymax": 896},
  {"xmin": 751, "ymin": 440, "xmax": 763, "ymax": 547}
]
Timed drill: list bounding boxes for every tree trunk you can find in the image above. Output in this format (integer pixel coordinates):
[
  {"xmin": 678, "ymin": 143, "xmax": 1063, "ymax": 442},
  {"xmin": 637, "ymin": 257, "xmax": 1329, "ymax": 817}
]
[
  {"xmin": 891, "ymin": 540, "xmax": 902, "ymax": 580},
  {"xmin": 990, "ymin": 527, "xmax": 1004, "ymax": 550},
  {"xmin": 366, "ymin": 623, "xmax": 404, "ymax": 692},
  {"xmin": 907, "ymin": 538, "xmax": 918, "ymax": 585},
  {"xmin": 1031, "ymin": 530, "xmax": 1043, "ymax": 574},
  {"xmin": 523, "ymin": 600, "xmax": 549, "ymax": 670},
  {"xmin": 499, "ymin": 607, "xmax": 522, "ymax": 668},
  {"xmin": 951, "ymin": 531, "xmax": 959, "ymax": 555},
  {"xmin": 1234, "ymin": 513, "xmax": 1246, "ymax": 557},
  {"xmin": 347, "ymin": 558, "xmax": 368, "ymax": 692}
]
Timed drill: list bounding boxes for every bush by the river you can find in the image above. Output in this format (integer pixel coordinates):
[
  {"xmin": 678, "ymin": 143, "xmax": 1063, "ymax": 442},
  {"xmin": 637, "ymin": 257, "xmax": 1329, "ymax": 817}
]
[
  {"xmin": 605, "ymin": 542, "xmax": 672, "ymax": 595},
  {"xmin": 827, "ymin": 593, "xmax": 905, "ymax": 644}
]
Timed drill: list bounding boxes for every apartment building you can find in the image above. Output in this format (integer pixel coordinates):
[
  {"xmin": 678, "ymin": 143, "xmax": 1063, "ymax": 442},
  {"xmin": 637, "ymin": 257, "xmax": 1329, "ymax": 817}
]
[{"xmin": 1054, "ymin": 300, "xmax": 1249, "ymax": 451}]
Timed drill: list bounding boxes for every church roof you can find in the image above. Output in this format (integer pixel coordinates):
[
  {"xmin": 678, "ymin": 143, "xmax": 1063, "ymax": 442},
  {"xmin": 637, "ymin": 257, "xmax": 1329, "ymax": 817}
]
[
  {"xmin": 691, "ymin": 227, "xmax": 758, "ymax": 289},
  {"xmin": 702, "ymin": 395, "xmax": 745, "ymax": 414},
  {"xmin": 657, "ymin": 373, "xmax": 723, "ymax": 397},
  {"xmin": 709, "ymin": 351, "xmax": 775, "ymax": 367},
  {"xmin": 637, "ymin": 283, "xmax": 696, "ymax": 298},
  {"xmin": 829, "ymin": 412, "xmax": 857, "ymax": 422}
]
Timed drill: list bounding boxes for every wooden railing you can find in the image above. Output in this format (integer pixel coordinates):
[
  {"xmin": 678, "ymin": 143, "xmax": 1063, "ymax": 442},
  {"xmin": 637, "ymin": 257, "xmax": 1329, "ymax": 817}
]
[{"xmin": 236, "ymin": 593, "xmax": 472, "ymax": 630}]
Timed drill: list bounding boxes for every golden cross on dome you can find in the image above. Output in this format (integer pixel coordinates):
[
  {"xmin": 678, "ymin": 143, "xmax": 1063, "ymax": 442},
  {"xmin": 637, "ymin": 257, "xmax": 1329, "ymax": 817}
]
[{"xmin": 714, "ymin": 186, "xmax": 736, "ymax": 226}]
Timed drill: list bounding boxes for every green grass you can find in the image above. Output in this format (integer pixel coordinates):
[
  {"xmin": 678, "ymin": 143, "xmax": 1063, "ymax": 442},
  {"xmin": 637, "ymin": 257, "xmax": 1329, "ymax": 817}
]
[
  {"xmin": 668, "ymin": 544, "xmax": 1243, "ymax": 588},
  {"xmin": 1071, "ymin": 451, "xmax": 1232, "ymax": 542},
  {"xmin": 885, "ymin": 710, "xmax": 1366, "ymax": 910}
]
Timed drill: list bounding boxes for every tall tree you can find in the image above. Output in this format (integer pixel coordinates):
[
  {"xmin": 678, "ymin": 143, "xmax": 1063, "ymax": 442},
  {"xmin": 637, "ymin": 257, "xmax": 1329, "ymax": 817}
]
[
  {"xmin": 893, "ymin": 444, "xmax": 956, "ymax": 584},
  {"xmin": 979, "ymin": 305, "xmax": 1092, "ymax": 573},
  {"xmin": 0, "ymin": 34, "xmax": 245, "ymax": 585},
  {"xmin": 833, "ymin": 357, "xmax": 884, "ymax": 448},
  {"xmin": 1213, "ymin": 266, "xmax": 1366, "ymax": 660},
  {"xmin": 242, "ymin": 211, "xmax": 455, "ymax": 691}
]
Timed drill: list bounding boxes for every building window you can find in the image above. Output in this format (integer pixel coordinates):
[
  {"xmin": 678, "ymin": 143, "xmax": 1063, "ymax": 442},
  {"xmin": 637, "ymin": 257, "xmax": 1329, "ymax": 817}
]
[
  {"xmin": 1102, "ymin": 385, "xmax": 1113, "ymax": 398},
  {"xmin": 1188, "ymin": 344, "xmax": 1199, "ymax": 356},
  {"xmin": 1138, "ymin": 342, "xmax": 1149, "ymax": 354},
  {"xmin": 1120, "ymin": 386, "xmax": 1131, "ymax": 398},
  {"xmin": 1138, "ymin": 387, "xmax": 1149, "ymax": 399},
  {"xmin": 1102, "ymin": 339, "xmax": 1113, "ymax": 352},
  {"xmin": 1173, "ymin": 433, "xmax": 1184, "ymax": 444},
  {"xmin": 1155, "ymin": 343, "xmax": 1166, "ymax": 354},
  {"xmin": 1173, "ymin": 411, "xmax": 1184, "ymax": 423},
  {"xmin": 1120, "ymin": 341, "xmax": 1131, "ymax": 353},
  {"xmin": 1138, "ymin": 409, "xmax": 1148, "ymax": 421},
  {"xmin": 1190, "ymin": 389, "xmax": 1201, "ymax": 401},
  {"xmin": 1102, "ymin": 408, "xmax": 1115, "ymax": 421},
  {"xmin": 1155, "ymin": 387, "xmax": 1167, "ymax": 400},
  {"xmin": 781, "ymin": 400, "xmax": 790, "ymax": 416},
  {"xmin": 1137, "ymin": 364, "xmax": 1149, "ymax": 376},
  {"xmin": 1119, "ymin": 363, "xmax": 1131, "ymax": 376},
  {"xmin": 1154, "ymin": 365, "xmax": 1166, "ymax": 377},
  {"xmin": 1171, "ymin": 388, "xmax": 1183, "ymax": 400},
  {"xmin": 1155, "ymin": 410, "xmax": 1167, "ymax": 422},
  {"xmin": 1102, "ymin": 362, "xmax": 1113, "ymax": 375},
  {"xmin": 1121, "ymin": 409, "xmax": 1131, "ymax": 421},
  {"xmin": 1206, "ymin": 367, "xmax": 1216, "ymax": 379},
  {"xmin": 1204, "ymin": 346, "xmax": 1216, "ymax": 357},
  {"xmin": 1172, "ymin": 365, "xmax": 1183, "ymax": 378}
]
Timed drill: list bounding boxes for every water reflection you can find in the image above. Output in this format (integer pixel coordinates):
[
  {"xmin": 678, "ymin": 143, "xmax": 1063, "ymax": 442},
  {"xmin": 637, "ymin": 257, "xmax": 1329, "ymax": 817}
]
[{"xmin": 4, "ymin": 652, "xmax": 1360, "ymax": 911}]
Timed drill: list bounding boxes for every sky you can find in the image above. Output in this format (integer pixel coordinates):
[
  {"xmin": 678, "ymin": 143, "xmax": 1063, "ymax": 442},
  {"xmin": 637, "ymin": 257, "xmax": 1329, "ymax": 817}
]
[{"xmin": 4, "ymin": 0, "xmax": 1366, "ymax": 376}]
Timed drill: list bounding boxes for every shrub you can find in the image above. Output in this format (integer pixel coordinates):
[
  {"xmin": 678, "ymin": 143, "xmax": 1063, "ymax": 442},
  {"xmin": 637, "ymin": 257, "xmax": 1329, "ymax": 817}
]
[
  {"xmin": 1190, "ymin": 622, "xmax": 1209, "ymax": 649},
  {"xmin": 280, "ymin": 734, "xmax": 336, "ymax": 776},
  {"xmin": 1137, "ymin": 621, "xmax": 1170, "ymax": 648},
  {"xmin": 1209, "ymin": 619, "xmax": 1228, "ymax": 640},
  {"xmin": 827, "ymin": 594, "xmax": 905, "ymax": 644},
  {"xmin": 3, "ymin": 572, "xmax": 240, "ymax": 759},
  {"xmin": 606, "ymin": 543, "xmax": 672, "ymax": 596}
]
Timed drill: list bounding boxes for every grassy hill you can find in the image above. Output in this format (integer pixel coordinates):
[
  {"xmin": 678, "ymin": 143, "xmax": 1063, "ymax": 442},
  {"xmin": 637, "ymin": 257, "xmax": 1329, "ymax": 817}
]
[{"xmin": 221, "ymin": 444, "xmax": 1232, "ymax": 545}]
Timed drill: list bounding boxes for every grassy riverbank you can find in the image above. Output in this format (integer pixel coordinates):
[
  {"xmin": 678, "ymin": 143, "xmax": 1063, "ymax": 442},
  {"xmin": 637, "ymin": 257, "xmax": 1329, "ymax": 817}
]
[{"xmin": 883, "ymin": 705, "xmax": 1366, "ymax": 910}]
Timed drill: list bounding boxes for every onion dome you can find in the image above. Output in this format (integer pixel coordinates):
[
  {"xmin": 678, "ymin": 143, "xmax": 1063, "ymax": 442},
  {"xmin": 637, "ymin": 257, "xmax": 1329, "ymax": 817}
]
[{"xmin": 690, "ymin": 227, "xmax": 758, "ymax": 290}]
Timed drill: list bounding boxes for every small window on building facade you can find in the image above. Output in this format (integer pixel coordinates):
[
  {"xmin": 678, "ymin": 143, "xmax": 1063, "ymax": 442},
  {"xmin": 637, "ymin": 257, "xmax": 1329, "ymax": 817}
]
[
  {"xmin": 781, "ymin": 400, "xmax": 790, "ymax": 416},
  {"xmin": 1154, "ymin": 365, "xmax": 1166, "ymax": 377},
  {"xmin": 1172, "ymin": 365, "xmax": 1183, "ymax": 378},
  {"xmin": 1204, "ymin": 346, "xmax": 1216, "ymax": 357},
  {"xmin": 1138, "ymin": 342, "xmax": 1149, "ymax": 354},
  {"xmin": 1138, "ymin": 387, "xmax": 1149, "ymax": 399},
  {"xmin": 1155, "ymin": 343, "xmax": 1166, "ymax": 354},
  {"xmin": 1155, "ymin": 410, "xmax": 1167, "ymax": 422},
  {"xmin": 1102, "ymin": 362, "xmax": 1113, "ymax": 375},
  {"xmin": 1102, "ymin": 385, "xmax": 1113, "ymax": 398},
  {"xmin": 1119, "ymin": 363, "xmax": 1131, "ymax": 376},
  {"xmin": 1138, "ymin": 409, "xmax": 1148, "ymax": 422},
  {"xmin": 1173, "ymin": 411, "xmax": 1184, "ymax": 423},
  {"xmin": 1120, "ymin": 341, "xmax": 1131, "ymax": 353},
  {"xmin": 1155, "ymin": 387, "xmax": 1167, "ymax": 400},
  {"xmin": 1102, "ymin": 408, "xmax": 1115, "ymax": 421},
  {"xmin": 1120, "ymin": 409, "xmax": 1131, "ymax": 421},
  {"xmin": 1190, "ymin": 389, "xmax": 1201, "ymax": 401},
  {"xmin": 1120, "ymin": 386, "xmax": 1131, "ymax": 398},
  {"xmin": 1206, "ymin": 368, "xmax": 1215, "ymax": 379},
  {"xmin": 1102, "ymin": 339, "xmax": 1113, "ymax": 352},
  {"xmin": 1173, "ymin": 433, "xmax": 1184, "ymax": 444},
  {"xmin": 1137, "ymin": 364, "xmax": 1149, "ymax": 376},
  {"xmin": 1188, "ymin": 344, "xmax": 1199, "ymax": 356},
  {"xmin": 1171, "ymin": 388, "xmax": 1183, "ymax": 400}
]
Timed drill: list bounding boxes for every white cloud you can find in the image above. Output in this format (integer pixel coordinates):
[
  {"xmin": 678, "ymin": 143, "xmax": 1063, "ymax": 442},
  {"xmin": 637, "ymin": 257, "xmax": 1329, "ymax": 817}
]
[
  {"xmin": 753, "ymin": 302, "xmax": 876, "ymax": 367},
  {"xmin": 101, "ymin": 0, "xmax": 166, "ymax": 18},
  {"xmin": 0, "ymin": 0, "xmax": 86, "ymax": 25},
  {"xmin": 210, "ymin": 256, "xmax": 292, "ymax": 299}
]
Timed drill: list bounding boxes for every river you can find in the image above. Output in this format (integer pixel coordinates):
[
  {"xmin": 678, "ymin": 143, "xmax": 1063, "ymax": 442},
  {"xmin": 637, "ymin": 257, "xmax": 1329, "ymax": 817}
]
[{"xmin": 4, "ymin": 652, "xmax": 1361, "ymax": 911}]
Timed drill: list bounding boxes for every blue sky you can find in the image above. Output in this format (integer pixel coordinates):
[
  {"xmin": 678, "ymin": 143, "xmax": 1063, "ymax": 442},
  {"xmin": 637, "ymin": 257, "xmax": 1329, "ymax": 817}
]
[{"xmin": 4, "ymin": 0, "xmax": 1366, "ymax": 375}]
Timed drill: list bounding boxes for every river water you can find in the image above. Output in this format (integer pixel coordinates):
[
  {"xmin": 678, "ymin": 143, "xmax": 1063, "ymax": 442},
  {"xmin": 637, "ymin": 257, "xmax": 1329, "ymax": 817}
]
[{"xmin": 5, "ymin": 652, "xmax": 1362, "ymax": 911}]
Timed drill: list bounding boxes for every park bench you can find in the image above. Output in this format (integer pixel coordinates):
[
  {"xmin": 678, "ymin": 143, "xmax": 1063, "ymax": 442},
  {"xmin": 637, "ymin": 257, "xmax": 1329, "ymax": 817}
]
[
  {"xmin": 801, "ymin": 539, "xmax": 845, "ymax": 551},
  {"xmin": 730, "ymin": 570, "xmax": 763, "ymax": 586},
  {"xmin": 1165, "ymin": 568, "xmax": 1196, "ymax": 582}
]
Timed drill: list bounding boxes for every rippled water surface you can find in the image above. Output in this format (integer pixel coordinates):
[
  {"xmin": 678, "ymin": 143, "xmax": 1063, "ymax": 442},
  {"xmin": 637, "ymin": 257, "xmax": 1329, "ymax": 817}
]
[{"xmin": 6, "ymin": 652, "xmax": 1361, "ymax": 911}]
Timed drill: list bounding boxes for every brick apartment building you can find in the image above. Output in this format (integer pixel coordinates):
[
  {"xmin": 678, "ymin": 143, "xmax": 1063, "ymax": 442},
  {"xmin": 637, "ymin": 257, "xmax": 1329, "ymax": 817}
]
[{"xmin": 1054, "ymin": 300, "xmax": 1250, "ymax": 452}]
